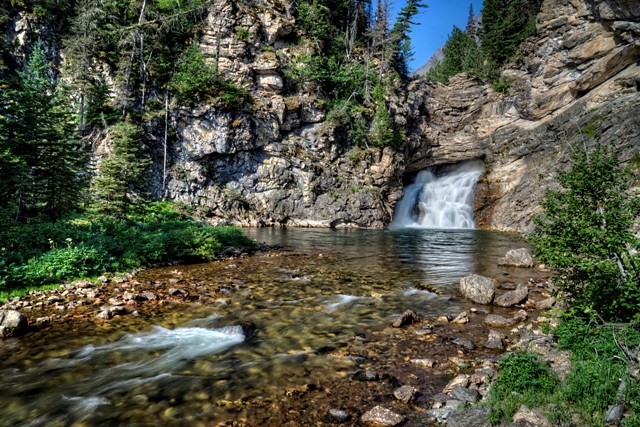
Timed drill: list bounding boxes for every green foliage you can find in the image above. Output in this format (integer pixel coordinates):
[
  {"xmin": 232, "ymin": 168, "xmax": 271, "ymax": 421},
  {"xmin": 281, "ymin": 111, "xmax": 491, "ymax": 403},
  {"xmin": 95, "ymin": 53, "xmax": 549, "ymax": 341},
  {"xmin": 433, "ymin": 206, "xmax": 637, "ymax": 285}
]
[
  {"xmin": 169, "ymin": 45, "xmax": 248, "ymax": 108},
  {"xmin": 529, "ymin": 147, "xmax": 640, "ymax": 322},
  {"xmin": 580, "ymin": 115, "xmax": 604, "ymax": 139},
  {"xmin": 0, "ymin": 202, "xmax": 255, "ymax": 294},
  {"xmin": 478, "ymin": 0, "xmax": 542, "ymax": 65},
  {"xmin": 170, "ymin": 45, "xmax": 217, "ymax": 102},
  {"xmin": 427, "ymin": 26, "xmax": 479, "ymax": 83},
  {"xmin": 0, "ymin": 41, "xmax": 87, "ymax": 221},
  {"xmin": 487, "ymin": 351, "xmax": 559, "ymax": 425},
  {"xmin": 551, "ymin": 319, "xmax": 640, "ymax": 426},
  {"xmin": 90, "ymin": 121, "xmax": 151, "ymax": 217},
  {"xmin": 370, "ymin": 83, "xmax": 402, "ymax": 147}
]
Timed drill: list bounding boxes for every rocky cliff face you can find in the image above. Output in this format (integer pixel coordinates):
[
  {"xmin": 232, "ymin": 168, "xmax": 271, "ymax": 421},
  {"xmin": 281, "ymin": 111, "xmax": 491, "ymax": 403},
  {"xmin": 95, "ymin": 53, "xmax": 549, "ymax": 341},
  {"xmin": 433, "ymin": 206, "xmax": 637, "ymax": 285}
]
[
  {"xmin": 161, "ymin": 0, "xmax": 403, "ymax": 228},
  {"xmin": 391, "ymin": 0, "xmax": 640, "ymax": 231}
]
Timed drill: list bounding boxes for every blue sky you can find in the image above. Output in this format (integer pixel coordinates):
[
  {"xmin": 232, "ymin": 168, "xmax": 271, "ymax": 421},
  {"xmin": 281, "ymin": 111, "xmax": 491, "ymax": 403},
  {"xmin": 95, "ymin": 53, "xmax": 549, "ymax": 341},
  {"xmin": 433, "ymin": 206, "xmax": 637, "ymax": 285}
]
[{"xmin": 394, "ymin": 0, "xmax": 484, "ymax": 72}]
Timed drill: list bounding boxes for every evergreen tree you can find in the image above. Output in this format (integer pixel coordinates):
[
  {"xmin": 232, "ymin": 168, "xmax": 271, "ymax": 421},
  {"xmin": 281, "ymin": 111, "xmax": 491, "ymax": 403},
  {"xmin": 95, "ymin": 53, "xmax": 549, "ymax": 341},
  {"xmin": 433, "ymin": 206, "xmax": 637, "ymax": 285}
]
[
  {"xmin": 389, "ymin": 0, "xmax": 428, "ymax": 78},
  {"xmin": 91, "ymin": 121, "xmax": 151, "ymax": 217},
  {"xmin": 478, "ymin": 0, "xmax": 541, "ymax": 65},
  {"xmin": 0, "ymin": 41, "xmax": 86, "ymax": 221},
  {"xmin": 465, "ymin": 3, "xmax": 476, "ymax": 38},
  {"xmin": 426, "ymin": 26, "xmax": 479, "ymax": 83}
]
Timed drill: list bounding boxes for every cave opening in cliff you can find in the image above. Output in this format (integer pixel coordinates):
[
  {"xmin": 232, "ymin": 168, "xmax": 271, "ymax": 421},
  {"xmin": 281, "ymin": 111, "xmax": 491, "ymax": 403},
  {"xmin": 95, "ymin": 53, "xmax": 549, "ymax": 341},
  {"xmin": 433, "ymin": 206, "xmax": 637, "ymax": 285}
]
[{"xmin": 391, "ymin": 160, "xmax": 484, "ymax": 229}]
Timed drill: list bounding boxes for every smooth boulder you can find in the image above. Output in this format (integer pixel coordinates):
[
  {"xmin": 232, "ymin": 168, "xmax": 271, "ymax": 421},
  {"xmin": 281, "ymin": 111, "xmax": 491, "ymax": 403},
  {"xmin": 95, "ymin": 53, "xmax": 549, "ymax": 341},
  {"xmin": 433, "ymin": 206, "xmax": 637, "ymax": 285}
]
[
  {"xmin": 460, "ymin": 274, "xmax": 495, "ymax": 305},
  {"xmin": 498, "ymin": 248, "xmax": 534, "ymax": 268},
  {"xmin": 0, "ymin": 310, "xmax": 28, "ymax": 337}
]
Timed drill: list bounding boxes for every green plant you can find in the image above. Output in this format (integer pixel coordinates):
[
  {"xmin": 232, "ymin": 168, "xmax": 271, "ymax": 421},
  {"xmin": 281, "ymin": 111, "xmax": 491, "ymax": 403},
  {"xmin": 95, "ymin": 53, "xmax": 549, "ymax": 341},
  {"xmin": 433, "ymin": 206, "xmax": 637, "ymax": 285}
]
[
  {"xmin": 529, "ymin": 147, "xmax": 640, "ymax": 322},
  {"xmin": 493, "ymin": 76, "xmax": 510, "ymax": 93},
  {"xmin": 235, "ymin": 27, "xmax": 251, "ymax": 42},
  {"xmin": 580, "ymin": 115, "xmax": 604, "ymax": 139},
  {"xmin": 487, "ymin": 351, "xmax": 559, "ymax": 424}
]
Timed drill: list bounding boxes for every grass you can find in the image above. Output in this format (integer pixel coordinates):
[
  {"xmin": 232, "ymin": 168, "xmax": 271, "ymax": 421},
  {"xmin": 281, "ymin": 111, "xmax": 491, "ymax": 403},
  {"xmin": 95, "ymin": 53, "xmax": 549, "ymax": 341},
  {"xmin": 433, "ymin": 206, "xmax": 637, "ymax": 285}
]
[
  {"xmin": 487, "ymin": 319, "xmax": 640, "ymax": 426},
  {"xmin": 0, "ymin": 202, "xmax": 255, "ymax": 301}
]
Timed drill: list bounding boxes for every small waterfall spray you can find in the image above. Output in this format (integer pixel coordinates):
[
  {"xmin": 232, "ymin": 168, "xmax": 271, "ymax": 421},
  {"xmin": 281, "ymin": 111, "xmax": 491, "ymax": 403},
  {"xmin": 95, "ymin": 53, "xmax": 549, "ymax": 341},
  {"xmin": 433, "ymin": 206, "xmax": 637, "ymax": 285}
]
[{"xmin": 391, "ymin": 160, "xmax": 484, "ymax": 229}]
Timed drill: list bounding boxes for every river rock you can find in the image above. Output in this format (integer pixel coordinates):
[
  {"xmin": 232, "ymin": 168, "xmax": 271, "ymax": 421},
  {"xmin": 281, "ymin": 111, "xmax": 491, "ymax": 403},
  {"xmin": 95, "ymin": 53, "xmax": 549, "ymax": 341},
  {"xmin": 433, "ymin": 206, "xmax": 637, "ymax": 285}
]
[
  {"xmin": 443, "ymin": 374, "xmax": 470, "ymax": 393},
  {"xmin": 494, "ymin": 284, "xmax": 529, "ymax": 307},
  {"xmin": 512, "ymin": 405, "xmax": 552, "ymax": 427},
  {"xmin": 485, "ymin": 330, "xmax": 505, "ymax": 350},
  {"xmin": 0, "ymin": 310, "xmax": 28, "ymax": 337},
  {"xmin": 451, "ymin": 311, "xmax": 469, "ymax": 324},
  {"xmin": 459, "ymin": 274, "xmax": 495, "ymax": 305},
  {"xmin": 452, "ymin": 337, "xmax": 475, "ymax": 350},
  {"xmin": 605, "ymin": 403, "xmax": 624, "ymax": 424},
  {"xmin": 411, "ymin": 358, "xmax": 435, "ymax": 368},
  {"xmin": 484, "ymin": 314, "xmax": 516, "ymax": 328},
  {"xmin": 536, "ymin": 297, "xmax": 556, "ymax": 311},
  {"xmin": 393, "ymin": 385, "xmax": 417, "ymax": 403},
  {"xmin": 498, "ymin": 248, "xmax": 534, "ymax": 268},
  {"xmin": 360, "ymin": 406, "xmax": 405, "ymax": 426},
  {"xmin": 327, "ymin": 408, "xmax": 350, "ymax": 423},
  {"xmin": 446, "ymin": 407, "xmax": 490, "ymax": 427},
  {"xmin": 392, "ymin": 309, "xmax": 421, "ymax": 328},
  {"xmin": 450, "ymin": 386, "xmax": 480, "ymax": 403},
  {"xmin": 352, "ymin": 370, "xmax": 379, "ymax": 381}
]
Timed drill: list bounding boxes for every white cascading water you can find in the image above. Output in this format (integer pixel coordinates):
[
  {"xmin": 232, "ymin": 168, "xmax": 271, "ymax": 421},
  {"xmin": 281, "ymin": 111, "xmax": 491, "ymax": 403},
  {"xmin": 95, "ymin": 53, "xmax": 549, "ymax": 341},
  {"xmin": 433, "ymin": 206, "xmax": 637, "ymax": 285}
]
[{"xmin": 391, "ymin": 160, "xmax": 484, "ymax": 229}]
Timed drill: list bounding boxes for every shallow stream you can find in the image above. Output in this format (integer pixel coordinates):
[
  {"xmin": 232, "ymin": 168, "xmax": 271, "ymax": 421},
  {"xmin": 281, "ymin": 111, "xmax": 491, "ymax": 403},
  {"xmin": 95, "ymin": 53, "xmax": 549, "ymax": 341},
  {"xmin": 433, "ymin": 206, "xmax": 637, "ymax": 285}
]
[{"xmin": 0, "ymin": 228, "xmax": 541, "ymax": 426}]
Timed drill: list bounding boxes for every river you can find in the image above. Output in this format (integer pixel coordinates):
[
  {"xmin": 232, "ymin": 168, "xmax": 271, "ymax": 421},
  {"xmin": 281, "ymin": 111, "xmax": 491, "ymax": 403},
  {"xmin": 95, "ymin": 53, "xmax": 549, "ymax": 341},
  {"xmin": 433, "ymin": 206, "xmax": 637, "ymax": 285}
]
[{"xmin": 0, "ymin": 228, "xmax": 539, "ymax": 426}]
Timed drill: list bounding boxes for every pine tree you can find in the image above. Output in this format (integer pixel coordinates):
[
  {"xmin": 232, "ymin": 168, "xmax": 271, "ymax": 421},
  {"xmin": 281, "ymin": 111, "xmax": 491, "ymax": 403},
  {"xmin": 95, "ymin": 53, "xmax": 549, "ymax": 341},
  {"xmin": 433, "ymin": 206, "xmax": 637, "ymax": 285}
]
[
  {"xmin": 427, "ymin": 26, "xmax": 479, "ymax": 82},
  {"xmin": 465, "ymin": 3, "xmax": 476, "ymax": 38},
  {"xmin": 91, "ymin": 121, "xmax": 151, "ymax": 217},
  {"xmin": 389, "ymin": 0, "xmax": 428, "ymax": 78},
  {"xmin": 0, "ymin": 41, "xmax": 86, "ymax": 221}
]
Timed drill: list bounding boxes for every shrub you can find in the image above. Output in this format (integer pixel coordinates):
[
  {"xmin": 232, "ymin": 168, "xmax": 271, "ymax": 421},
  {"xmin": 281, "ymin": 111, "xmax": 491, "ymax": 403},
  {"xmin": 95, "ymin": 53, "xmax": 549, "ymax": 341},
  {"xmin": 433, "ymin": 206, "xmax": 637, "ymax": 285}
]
[{"xmin": 529, "ymin": 147, "xmax": 640, "ymax": 322}]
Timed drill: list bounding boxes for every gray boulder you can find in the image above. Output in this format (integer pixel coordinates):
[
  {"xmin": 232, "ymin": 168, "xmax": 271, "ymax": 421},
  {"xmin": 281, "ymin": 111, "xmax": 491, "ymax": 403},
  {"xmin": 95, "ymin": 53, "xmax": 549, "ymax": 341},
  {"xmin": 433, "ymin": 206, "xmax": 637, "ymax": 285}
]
[
  {"xmin": 494, "ymin": 284, "xmax": 529, "ymax": 307},
  {"xmin": 498, "ymin": 248, "xmax": 534, "ymax": 268},
  {"xmin": 0, "ymin": 310, "xmax": 28, "ymax": 337},
  {"xmin": 485, "ymin": 330, "xmax": 505, "ymax": 350},
  {"xmin": 459, "ymin": 274, "xmax": 495, "ymax": 305}
]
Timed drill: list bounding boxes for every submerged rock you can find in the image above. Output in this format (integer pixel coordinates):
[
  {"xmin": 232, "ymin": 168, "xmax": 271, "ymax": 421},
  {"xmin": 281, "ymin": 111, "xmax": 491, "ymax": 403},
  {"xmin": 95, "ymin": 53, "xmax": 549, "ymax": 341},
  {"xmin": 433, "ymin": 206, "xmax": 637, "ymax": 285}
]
[
  {"xmin": 392, "ymin": 309, "xmax": 421, "ymax": 328},
  {"xmin": 484, "ymin": 314, "xmax": 516, "ymax": 328},
  {"xmin": 459, "ymin": 274, "xmax": 495, "ymax": 305},
  {"xmin": 360, "ymin": 406, "xmax": 405, "ymax": 426},
  {"xmin": 498, "ymin": 248, "xmax": 534, "ymax": 268},
  {"xmin": 0, "ymin": 310, "xmax": 28, "ymax": 337},
  {"xmin": 352, "ymin": 370, "xmax": 379, "ymax": 381},
  {"xmin": 327, "ymin": 408, "xmax": 350, "ymax": 423}
]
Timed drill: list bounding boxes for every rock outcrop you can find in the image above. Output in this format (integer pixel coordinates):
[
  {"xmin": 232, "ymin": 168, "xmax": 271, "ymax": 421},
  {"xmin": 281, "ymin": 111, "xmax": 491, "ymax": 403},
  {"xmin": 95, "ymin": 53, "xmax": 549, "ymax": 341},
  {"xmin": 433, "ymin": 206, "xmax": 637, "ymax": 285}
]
[{"xmin": 394, "ymin": 0, "xmax": 640, "ymax": 232}]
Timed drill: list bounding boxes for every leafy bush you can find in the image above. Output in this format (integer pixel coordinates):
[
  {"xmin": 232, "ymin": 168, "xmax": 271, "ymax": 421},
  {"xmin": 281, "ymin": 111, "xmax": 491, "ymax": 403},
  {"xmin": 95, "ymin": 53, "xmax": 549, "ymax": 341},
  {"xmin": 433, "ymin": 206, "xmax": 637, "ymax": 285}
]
[
  {"xmin": 487, "ymin": 351, "xmax": 558, "ymax": 424},
  {"xmin": 170, "ymin": 46, "xmax": 248, "ymax": 108},
  {"xmin": 0, "ymin": 203, "xmax": 255, "ymax": 294},
  {"xmin": 529, "ymin": 147, "xmax": 640, "ymax": 322}
]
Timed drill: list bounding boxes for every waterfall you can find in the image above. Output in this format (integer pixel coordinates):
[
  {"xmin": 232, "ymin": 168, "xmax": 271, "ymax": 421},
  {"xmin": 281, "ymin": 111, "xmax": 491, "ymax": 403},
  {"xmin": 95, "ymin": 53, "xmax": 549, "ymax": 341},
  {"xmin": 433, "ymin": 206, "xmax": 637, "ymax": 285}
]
[{"xmin": 391, "ymin": 160, "xmax": 484, "ymax": 229}]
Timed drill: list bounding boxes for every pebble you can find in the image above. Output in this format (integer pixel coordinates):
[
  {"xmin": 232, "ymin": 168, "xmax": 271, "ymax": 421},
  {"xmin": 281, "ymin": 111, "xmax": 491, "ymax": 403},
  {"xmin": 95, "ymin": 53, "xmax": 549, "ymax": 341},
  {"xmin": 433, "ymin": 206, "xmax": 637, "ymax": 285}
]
[
  {"xmin": 411, "ymin": 358, "xmax": 435, "ymax": 368},
  {"xmin": 452, "ymin": 337, "xmax": 475, "ymax": 350}
]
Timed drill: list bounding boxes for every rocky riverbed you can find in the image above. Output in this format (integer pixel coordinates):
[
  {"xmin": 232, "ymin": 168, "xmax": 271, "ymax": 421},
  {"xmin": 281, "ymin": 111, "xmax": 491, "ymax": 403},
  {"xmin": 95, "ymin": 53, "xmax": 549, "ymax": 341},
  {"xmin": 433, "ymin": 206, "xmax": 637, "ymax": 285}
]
[{"xmin": 0, "ymin": 243, "xmax": 560, "ymax": 426}]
